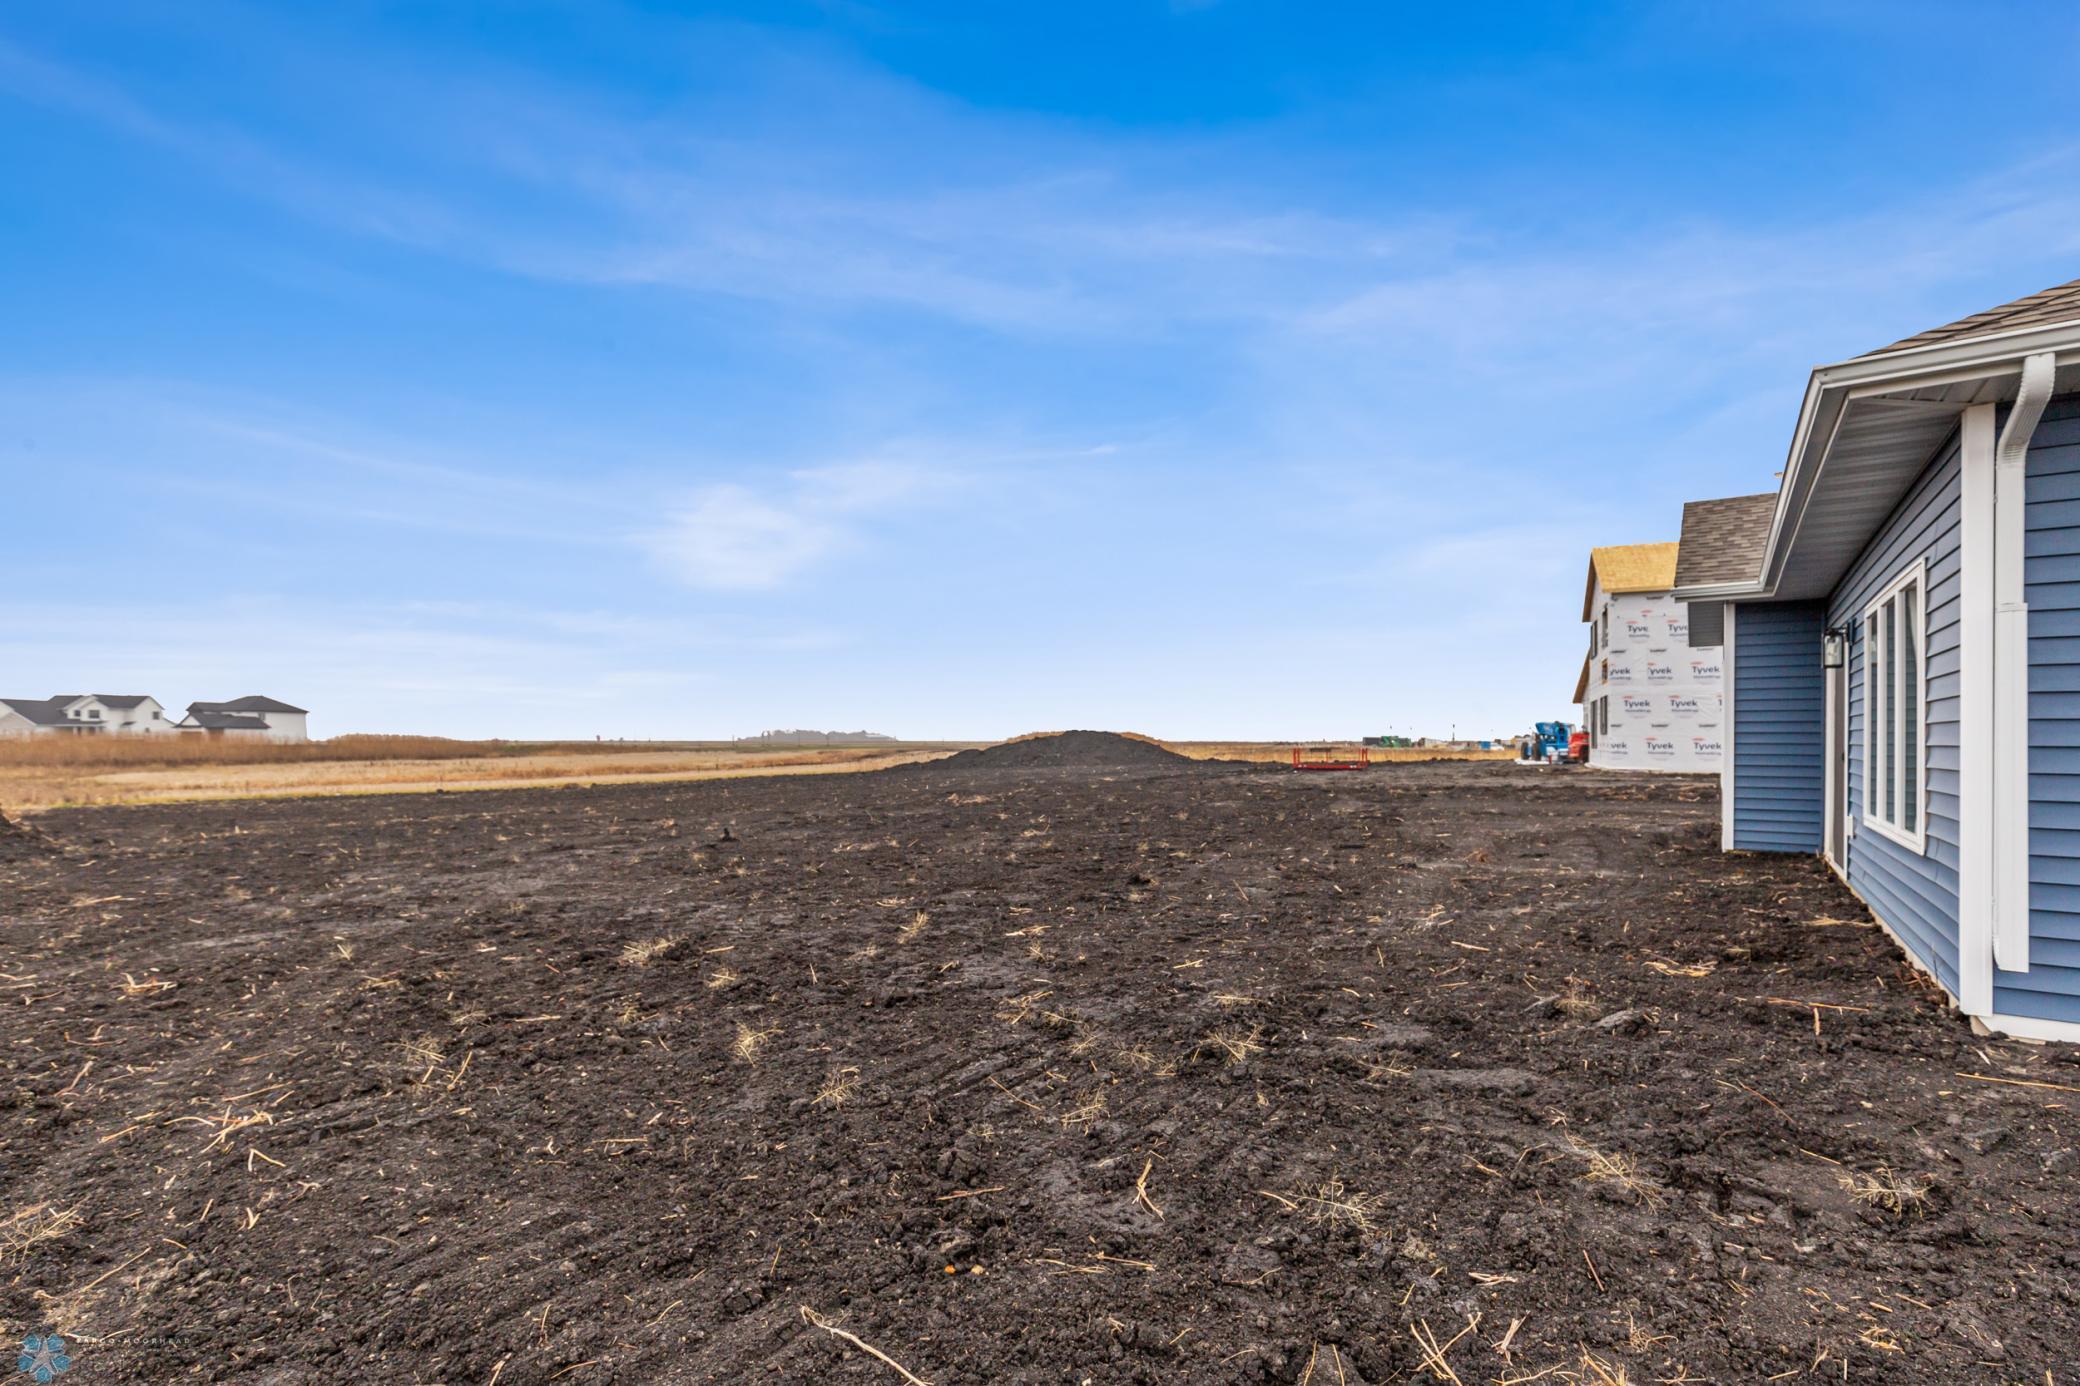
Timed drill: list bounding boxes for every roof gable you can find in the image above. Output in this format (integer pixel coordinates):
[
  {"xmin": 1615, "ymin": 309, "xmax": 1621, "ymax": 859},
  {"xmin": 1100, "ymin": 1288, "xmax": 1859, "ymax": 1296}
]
[
  {"xmin": 1581, "ymin": 542, "xmax": 1678, "ymax": 619},
  {"xmin": 188, "ymin": 695, "xmax": 306, "ymax": 715},
  {"xmin": 0, "ymin": 698, "xmax": 75, "ymax": 726},
  {"xmin": 1697, "ymin": 276, "xmax": 2080, "ymax": 602}
]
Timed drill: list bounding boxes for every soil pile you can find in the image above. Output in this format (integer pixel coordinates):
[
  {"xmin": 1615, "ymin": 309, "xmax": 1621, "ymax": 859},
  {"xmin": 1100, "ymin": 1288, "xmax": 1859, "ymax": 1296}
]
[
  {"xmin": 0, "ymin": 812, "xmax": 57, "ymax": 863},
  {"xmin": 935, "ymin": 729, "xmax": 1202, "ymax": 771}
]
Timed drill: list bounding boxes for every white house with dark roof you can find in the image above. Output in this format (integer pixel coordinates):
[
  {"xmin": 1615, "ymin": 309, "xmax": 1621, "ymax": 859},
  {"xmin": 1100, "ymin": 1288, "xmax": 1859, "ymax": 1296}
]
[
  {"xmin": 175, "ymin": 696, "xmax": 309, "ymax": 742},
  {"xmin": 0, "ymin": 694, "xmax": 171, "ymax": 736}
]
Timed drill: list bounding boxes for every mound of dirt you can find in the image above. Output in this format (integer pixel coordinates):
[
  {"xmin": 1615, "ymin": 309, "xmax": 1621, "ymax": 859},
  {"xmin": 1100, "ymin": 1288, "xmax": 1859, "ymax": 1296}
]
[
  {"xmin": 936, "ymin": 729, "xmax": 1204, "ymax": 771},
  {"xmin": 0, "ymin": 813, "xmax": 59, "ymax": 862}
]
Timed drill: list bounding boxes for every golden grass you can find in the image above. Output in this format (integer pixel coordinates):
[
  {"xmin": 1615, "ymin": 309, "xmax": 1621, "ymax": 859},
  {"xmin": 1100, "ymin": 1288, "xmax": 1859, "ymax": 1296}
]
[
  {"xmin": 1838, "ymin": 1166, "xmax": 1932, "ymax": 1217},
  {"xmin": 0, "ymin": 741, "xmax": 973, "ymax": 812},
  {"xmin": 0, "ymin": 732, "xmax": 489, "ymax": 769},
  {"xmin": 2, "ymin": 1202, "xmax": 85, "ymax": 1262}
]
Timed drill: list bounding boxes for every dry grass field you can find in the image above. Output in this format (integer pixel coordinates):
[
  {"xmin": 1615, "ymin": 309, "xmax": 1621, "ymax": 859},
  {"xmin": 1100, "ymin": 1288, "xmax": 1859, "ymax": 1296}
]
[
  {"xmin": 0, "ymin": 737, "xmax": 973, "ymax": 812},
  {"xmin": 0, "ymin": 733, "xmax": 1512, "ymax": 812}
]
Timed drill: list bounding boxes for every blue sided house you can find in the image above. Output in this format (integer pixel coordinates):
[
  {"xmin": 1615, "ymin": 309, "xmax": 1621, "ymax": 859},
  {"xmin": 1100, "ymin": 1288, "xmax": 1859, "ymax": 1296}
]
[{"xmin": 1673, "ymin": 278, "xmax": 2080, "ymax": 1041}]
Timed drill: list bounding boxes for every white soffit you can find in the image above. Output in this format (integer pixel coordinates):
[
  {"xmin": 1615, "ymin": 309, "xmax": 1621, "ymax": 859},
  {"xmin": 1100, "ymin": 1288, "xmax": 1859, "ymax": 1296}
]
[{"xmin": 1767, "ymin": 356, "xmax": 2080, "ymax": 601}]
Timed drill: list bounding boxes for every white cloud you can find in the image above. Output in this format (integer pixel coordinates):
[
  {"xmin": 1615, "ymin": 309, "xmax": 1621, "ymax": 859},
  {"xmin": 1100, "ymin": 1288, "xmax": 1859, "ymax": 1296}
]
[
  {"xmin": 640, "ymin": 458, "xmax": 961, "ymax": 590},
  {"xmin": 643, "ymin": 485, "xmax": 844, "ymax": 590}
]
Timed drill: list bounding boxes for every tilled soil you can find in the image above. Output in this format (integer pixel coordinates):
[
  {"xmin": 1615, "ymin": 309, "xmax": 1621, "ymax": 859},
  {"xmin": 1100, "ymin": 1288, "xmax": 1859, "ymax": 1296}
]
[{"xmin": 3, "ymin": 760, "xmax": 2077, "ymax": 1383}]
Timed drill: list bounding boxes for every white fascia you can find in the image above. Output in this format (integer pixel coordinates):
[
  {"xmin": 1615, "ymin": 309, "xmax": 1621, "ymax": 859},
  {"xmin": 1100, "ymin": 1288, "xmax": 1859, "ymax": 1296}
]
[{"xmin": 1670, "ymin": 320, "xmax": 2080, "ymax": 609}]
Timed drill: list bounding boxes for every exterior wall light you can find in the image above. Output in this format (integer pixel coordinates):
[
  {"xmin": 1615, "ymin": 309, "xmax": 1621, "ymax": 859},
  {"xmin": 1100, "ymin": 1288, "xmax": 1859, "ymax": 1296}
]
[{"xmin": 1822, "ymin": 628, "xmax": 1846, "ymax": 668}]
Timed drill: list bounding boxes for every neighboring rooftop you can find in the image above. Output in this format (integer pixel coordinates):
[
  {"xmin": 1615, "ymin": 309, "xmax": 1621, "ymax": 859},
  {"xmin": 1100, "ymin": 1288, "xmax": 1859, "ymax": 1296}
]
[
  {"xmin": 1590, "ymin": 542, "xmax": 1679, "ymax": 593},
  {"xmin": 1, "ymin": 697, "xmax": 83, "ymax": 727},
  {"xmin": 89, "ymin": 694, "xmax": 154, "ymax": 709},
  {"xmin": 188, "ymin": 696, "xmax": 307, "ymax": 714},
  {"xmin": 1582, "ymin": 542, "xmax": 1679, "ymax": 619},
  {"xmin": 1673, "ymin": 493, "xmax": 1777, "ymax": 589},
  {"xmin": 184, "ymin": 711, "xmax": 273, "ymax": 731},
  {"xmin": 1867, "ymin": 276, "xmax": 2080, "ymax": 358}
]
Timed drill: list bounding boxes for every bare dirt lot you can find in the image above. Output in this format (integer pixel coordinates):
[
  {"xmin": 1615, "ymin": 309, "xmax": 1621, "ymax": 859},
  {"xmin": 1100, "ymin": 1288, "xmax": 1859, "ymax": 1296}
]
[{"xmin": 4, "ymin": 748, "xmax": 2077, "ymax": 1383}]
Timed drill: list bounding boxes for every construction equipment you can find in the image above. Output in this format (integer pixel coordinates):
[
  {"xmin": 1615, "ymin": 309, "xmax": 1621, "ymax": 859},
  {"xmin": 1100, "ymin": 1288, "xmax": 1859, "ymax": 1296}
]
[
  {"xmin": 1363, "ymin": 734, "xmax": 1415, "ymax": 749},
  {"xmin": 1292, "ymin": 745, "xmax": 1371, "ymax": 772},
  {"xmin": 1521, "ymin": 722, "xmax": 1582, "ymax": 763}
]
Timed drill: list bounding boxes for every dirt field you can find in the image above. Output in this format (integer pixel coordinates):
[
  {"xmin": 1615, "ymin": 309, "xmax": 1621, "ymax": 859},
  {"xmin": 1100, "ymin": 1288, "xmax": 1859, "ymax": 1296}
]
[{"xmin": 4, "ymin": 748, "xmax": 2076, "ymax": 1383}]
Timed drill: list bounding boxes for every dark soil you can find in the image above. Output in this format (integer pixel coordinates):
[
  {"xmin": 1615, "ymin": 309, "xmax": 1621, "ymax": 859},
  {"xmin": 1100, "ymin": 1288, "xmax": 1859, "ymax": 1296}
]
[
  {"xmin": 0, "ymin": 812, "xmax": 58, "ymax": 862},
  {"xmin": 3, "ymin": 761, "xmax": 2076, "ymax": 1383},
  {"xmin": 932, "ymin": 730, "xmax": 1205, "ymax": 771}
]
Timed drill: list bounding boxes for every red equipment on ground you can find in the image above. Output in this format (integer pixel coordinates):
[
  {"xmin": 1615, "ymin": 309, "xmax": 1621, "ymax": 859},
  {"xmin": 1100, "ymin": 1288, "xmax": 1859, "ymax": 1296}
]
[
  {"xmin": 1291, "ymin": 746, "xmax": 1371, "ymax": 771},
  {"xmin": 1568, "ymin": 731, "xmax": 1590, "ymax": 763}
]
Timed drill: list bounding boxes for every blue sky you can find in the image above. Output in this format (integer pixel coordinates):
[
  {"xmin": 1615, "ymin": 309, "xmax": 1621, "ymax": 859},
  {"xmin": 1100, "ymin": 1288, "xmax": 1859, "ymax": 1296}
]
[{"xmin": 6, "ymin": 2, "xmax": 2080, "ymax": 740}]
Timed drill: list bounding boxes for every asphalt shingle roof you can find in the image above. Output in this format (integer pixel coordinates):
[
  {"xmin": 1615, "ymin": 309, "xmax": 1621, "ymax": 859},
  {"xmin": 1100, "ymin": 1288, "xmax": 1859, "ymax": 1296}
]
[
  {"xmin": 0, "ymin": 698, "xmax": 80, "ymax": 727},
  {"xmin": 184, "ymin": 711, "xmax": 273, "ymax": 731},
  {"xmin": 1868, "ymin": 277, "xmax": 2080, "ymax": 358},
  {"xmin": 188, "ymin": 696, "xmax": 306, "ymax": 715},
  {"xmin": 1674, "ymin": 493, "xmax": 1777, "ymax": 589}
]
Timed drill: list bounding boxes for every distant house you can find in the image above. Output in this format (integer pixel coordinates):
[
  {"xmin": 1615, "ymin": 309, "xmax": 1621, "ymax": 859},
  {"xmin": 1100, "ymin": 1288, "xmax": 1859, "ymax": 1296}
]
[
  {"xmin": 1671, "ymin": 275, "xmax": 2080, "ymax": 1041},
  {"xmin": 1574, "ymin": 543, "xmax": 1724, "ymax": 771},
  {"xmin": 0, "ymin": 694, "xmax": 171, "ymax": 736},
  {"xmin": 176, "ymin": 696, "xmax": 310, "ymax": 742}
]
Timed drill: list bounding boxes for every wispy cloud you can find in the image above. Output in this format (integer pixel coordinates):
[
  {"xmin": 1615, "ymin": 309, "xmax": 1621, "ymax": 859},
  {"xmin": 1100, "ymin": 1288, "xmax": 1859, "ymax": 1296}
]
[
  {"xmin": 8, "ymin": 21, "xmax": 2078, "ymax": 366},
  {"xmin": 641, "ymin": 458, "xmax": 961, "ymax": 590}
]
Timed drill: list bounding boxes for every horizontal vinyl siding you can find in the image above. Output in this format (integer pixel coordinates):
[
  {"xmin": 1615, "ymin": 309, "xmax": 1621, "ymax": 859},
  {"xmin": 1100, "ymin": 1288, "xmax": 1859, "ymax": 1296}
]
[
  {"xmin": 1997, "ymin": 396, "xmax": 2080, "ymax": 1023},
  {"xmin": 1732, "ymin": 601, "xmax": 1825, "ymax": 853},
  {"xmin": 1828, "ymin": 431, "xmax": 1963, "ymax": 996}
]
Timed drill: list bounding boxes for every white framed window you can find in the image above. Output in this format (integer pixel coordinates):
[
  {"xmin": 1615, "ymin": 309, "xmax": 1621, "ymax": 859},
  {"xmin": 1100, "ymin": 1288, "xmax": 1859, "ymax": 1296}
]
[{"xmin": 1862, "ymin": 559, "xmax": 1927, "ymax": 853}]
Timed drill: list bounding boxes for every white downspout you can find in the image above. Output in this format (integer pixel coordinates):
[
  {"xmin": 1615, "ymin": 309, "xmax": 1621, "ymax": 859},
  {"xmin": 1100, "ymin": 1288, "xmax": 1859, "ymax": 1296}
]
[
  {"xmin": 1992, "ymin": 352, "xmax": 2058, "ymax": 974},
  {"xmin": 1721, "ymin": 604, "xmax": 1737, "ymax": 850},
  {"xmin": 1960, "ymin": 404, "xmax": 1995, "ymax": 1015}
]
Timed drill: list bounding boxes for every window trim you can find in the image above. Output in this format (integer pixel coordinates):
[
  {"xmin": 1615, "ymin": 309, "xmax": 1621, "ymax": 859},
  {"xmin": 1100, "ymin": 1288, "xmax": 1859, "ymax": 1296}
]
[{"xmin": 1861, "ymin": 558, "xmax": 1929, "ymax": 855}]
